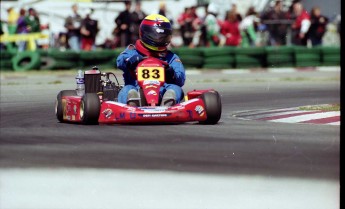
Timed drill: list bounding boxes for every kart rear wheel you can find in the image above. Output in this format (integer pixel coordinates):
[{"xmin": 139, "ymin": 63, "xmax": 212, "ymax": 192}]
[
  {"xmin": 55, "ymin": 90, "xmax": 77, "ymax": 122},
  {"xmin": 80, "ymin": 93, "xmax": 100, "ymax": 124},
  {"xmin": 199, "ymin": 91, "xmax": 222, "ymax": 124}
]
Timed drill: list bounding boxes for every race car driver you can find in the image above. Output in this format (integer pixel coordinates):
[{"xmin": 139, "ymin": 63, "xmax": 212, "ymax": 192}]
[{"xmin": 116, "ymin": 14, "xmax": 185, "ymax": 106}]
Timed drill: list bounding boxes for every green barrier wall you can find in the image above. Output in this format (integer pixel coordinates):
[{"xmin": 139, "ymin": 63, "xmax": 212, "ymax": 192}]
[{"xmin": 0, "ymin": 46, "xmax": 340, "ymax": 71}]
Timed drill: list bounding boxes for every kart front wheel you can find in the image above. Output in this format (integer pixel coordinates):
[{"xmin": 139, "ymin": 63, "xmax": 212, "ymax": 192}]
[
  {"xmin": 200, "ymin": 91, "xmax": 222, "ymax": 124},
  {"xmin": 55, "ymin": 90, "xmax": 77, "ymax": 122},
  {"xmin": 80, "ymin": 93, "xmax": 101, "ymax": 124}
]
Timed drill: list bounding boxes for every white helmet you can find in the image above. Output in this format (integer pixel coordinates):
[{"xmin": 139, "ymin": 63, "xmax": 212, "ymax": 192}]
[{"xmin": 207, "ymin": 3, "xmax": 218, "ymax": 15}]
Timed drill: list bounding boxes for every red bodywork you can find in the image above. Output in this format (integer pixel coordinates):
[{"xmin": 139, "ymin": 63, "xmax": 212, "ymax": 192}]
[
  {"xmin": 60, "ymin": 57, "xmax": 216, "ymax": 124},
  {"xmin": 61, "ymin": 89, "xmax": 214, "ymax": 124}
]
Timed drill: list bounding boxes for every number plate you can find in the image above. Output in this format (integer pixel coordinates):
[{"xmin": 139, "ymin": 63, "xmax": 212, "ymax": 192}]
[{"xmin": 137, "ymin": 67, "xmax": 165, "ymax": 82}]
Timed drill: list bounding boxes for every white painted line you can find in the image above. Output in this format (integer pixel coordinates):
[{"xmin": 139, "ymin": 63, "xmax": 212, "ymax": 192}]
[
  {"xmin": 270, "ymin": 111, "xmax": 340, "ymax": 123},
  {"xmin": 236, "ymin": 108, "xmax": 297, "ymax": 117},
  {"xmin": 221, "ymin": 69, "xmax": 249, "ymax": 74},
  {"xmin": 244, "ymin": 110, "xmax": 306, "ymax": 120},
  {"xmin": 185, "ymin": 70, "xmax": 201, "ymax": 75},
  {"xmin": 327, "ymin": 121, "xmax": 340, "ymax": 125},
  {"xmin": 267, "ymin": 68, "xmax": 296, "ymax": 73},
  {"xmin": 0, "ymin": 168, "xmax": 339, "ymax": 209},
  {"xmin": 317, "ymin": 66, "xmax": 340, "ymax": 72}
]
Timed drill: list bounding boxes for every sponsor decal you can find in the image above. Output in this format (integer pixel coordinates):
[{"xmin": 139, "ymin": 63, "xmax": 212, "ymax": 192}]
[
  {"xmin": 138, "ymin": 113, "xmax": 171, "ymax": 118},
  {"xmin": 115, "ymin": 112, "xmax": 125, "ymax": 120},
  {"xmin": 102, "ymin": 108, "xmax": 113, "ymax": 119},
  {"xmin": 143, "ymin": 80, "xmax": 160, "ymax": 85},
  {"xmin": 126, "ymin": 106, "xmax": 137, "ymax": 112},
  {"xmin": 73, "ymin": 105, "xmax": 77, "ymax": 115},
  {"xmin": 130, "ymin": 112, "xmax": 136, "ymax": 119},
  {"xmin": 138, "ymin": 106, "xmax": 169, "ymax": 112},
  {"xmin": 147, "ymin": 90, "xmax": 157, "ymax": 96},
  {"xmin": 145, "ymin": 85, "xmax": 158, "ymax": 89},
  {"xmin": 195, "ymin": 105, "xmax": 205, "ymax": 116}
]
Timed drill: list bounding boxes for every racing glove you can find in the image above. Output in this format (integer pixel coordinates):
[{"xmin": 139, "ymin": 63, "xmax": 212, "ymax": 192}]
[
  {"xmin": 165, "ymin": 66, "xmax": 176, "ymax": 83},
  {"xmin": 126, "ymin": 54, "xmax": 143, "ymax": 71}
]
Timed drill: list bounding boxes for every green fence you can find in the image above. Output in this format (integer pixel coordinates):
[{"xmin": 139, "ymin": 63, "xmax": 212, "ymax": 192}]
[{"xmin": 0, "ymin": 46, "xmax": 340, "ymax": 71}]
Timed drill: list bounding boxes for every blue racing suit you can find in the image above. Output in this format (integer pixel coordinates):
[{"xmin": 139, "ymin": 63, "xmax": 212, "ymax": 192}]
[{"xmin": 116, "ymin": 42, "xmax": 186, "ymax": 104}]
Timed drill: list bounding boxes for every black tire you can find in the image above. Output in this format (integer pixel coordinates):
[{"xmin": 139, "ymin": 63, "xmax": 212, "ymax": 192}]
[
  {"xmin": 55, "ymin": 90, "xmax": 77, "ymax": 122},
  {"xmin": 80, "ymin": 93, "xmax": 100, "ymax": 124},
  {"xmin": 199, "ymin": 91, "xmax": 222, "ymax": 124}
]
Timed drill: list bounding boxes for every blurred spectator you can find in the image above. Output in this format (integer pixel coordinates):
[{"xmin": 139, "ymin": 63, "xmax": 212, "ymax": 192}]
[
  {"xmin": 25, "ymin": 8, "xmax": 41, "ymax": 33},
  {"xmin": 261, "ymin": 0, "xmax": 290, "ymax": 46},
  {"xmin": 240, "ymin": 6, "xmax": 260, "ymax": 47},
  {"xmin": 158, "ymin": 2, "xmax": 174, "ymax": 26},
  {"xmin": 16, "ymin": 8, "xmax": 28, "ymax": 51},
  {"xmin": 204, "ymin": 3, "xmax": 223, "ymax": 47},
  {"xmin": 0, "ymin": 20, "xmax": 3, "ymax": 48},
  {"xmin": 6, "ymin": 7, "xmax": 19, "ymax": 34},
  {"xmin": 291, "ymin": 2, "xmax": 310, "ymax": 46},
  {"xmin": 307, "ymin": 6, "xmax": 328, "ymax": 46},
  {"xmin": 130, "ymin": 1, "xmax": 146, "ymax": 44},
  {"xmin": 221, "ymin": 10, "xmax": 241, "ymax": 46},
  {"xmin": 178, "ymin": 7, "xmax": 197, "ymax": 46},
  {"xmin": 0, "ymin": 21, "xmax": 3, "ymax": 35},
  {"xmin": 80, "ymin": 8, "xmax": 99, "ymax": 51},
  {"xmin": 226, "ymin": 4, "xmax": 242, "ymax": 22},
  {"xmin": 189, "ymin": 5, "xmax": 208, "ymax": 48},
  {"xmin": 337, "ymin": 16, "xmax": 341, "ymax": 42},
  {"xmin": 114, "ymin": 1, "xmax": 132, "ymax": 47},
  {"xmin": 64, "ymin": 4, "xmax": 82, "ymax": 51}
]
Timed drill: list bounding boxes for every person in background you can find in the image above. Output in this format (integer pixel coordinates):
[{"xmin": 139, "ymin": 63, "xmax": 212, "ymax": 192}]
[
  {"xmin": 221, "ymin": 10, "xmax": 241, "ymax": 46},
  {"xmin": 16, "ymin": 8, "xmax": 28, "ymax": 51},
  {"xmin": 0, "ymin": 20, "xmax": 4, "ymax": 50},
  {"xmin": 25, "ymin": 8, "xmax": 41, "ymax": 34},
  {"xmin": 6, "ymin": 7, "xmax": 19, "ymax": 34},
  {"xmin": 291, "ymin": 2, "xmax": 310, "ymax": 46},
  {"xmin": 189, "ymin": 5, "xmax": 208, "ymax": 48},
  {"xmin": 114, "ymin": 1, "xmax": 132, "ymax": 47},
  {"xmin": 204, "ymin": 3, "xmax": 222, "ymax": 47},
  {"xmin": 307, "ymin": 6, "xmax": 328, "ymax": 46},
  {"xmin": 260, "ymin": 0, "xmax": 290, "ymax": 46},
  {"xmin": 226, "ymin": 3, "xmax": 242, "ymax": 22},
  {"xmin": 178, "ymin": 7, "xmax": 197, "ymax": 46},
  {"xmin": 337, "ymin": 16, "xmax": 341, "ymax": 42},
  {"xmin": 240, "ymin": 6, "xmax": 260, "ymax": 47},
  {"xmin": 64, "ymin": 4, "xmax": 82, "ymax": 51},
  {"xmin": 80, "ymin": 8, "xmax": 99, "ymax": 51},
  {"xmin": 158, "ymin": 2, "xmax": 174, "ymax": 26},
  {"xmin": 130, "ymin": 1, "xmax": 146, "ymax": 44}
]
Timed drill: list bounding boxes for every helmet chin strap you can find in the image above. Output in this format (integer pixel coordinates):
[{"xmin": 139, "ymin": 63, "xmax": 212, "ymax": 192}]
[{"xmin": 135, "ymin": 40, "xmax": 168, "ymax": 58}]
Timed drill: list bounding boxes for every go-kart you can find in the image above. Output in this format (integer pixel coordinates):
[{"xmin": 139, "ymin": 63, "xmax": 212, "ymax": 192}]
[{"xmin": 55, "ymin": 57, "xmax": 222, "ymax": 124}]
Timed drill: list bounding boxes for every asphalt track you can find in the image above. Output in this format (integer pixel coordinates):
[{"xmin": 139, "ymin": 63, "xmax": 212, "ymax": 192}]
[{"xmin": 0, "ymin": 68, "xmax": 340, "ymax": 209}]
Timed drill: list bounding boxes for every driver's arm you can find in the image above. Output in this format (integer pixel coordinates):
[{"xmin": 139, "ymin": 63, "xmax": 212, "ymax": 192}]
[
  {"xmin": 116, "ymin": 45, "xmax": 138, "ymax": 72},
  {"xmin": 167, "ymin": 53, "xmax": 186, "ymax": 87}
]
